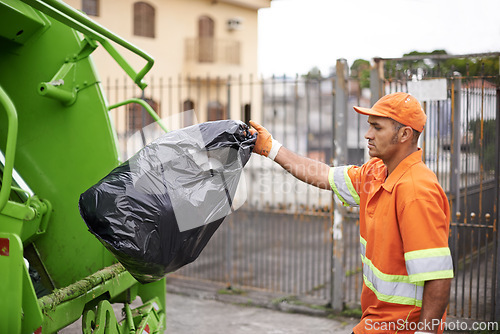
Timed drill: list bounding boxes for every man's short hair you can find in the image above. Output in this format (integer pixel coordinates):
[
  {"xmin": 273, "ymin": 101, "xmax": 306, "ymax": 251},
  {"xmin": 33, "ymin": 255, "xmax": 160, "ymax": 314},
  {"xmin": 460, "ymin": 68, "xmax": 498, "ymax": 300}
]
[{"xmin": 392, "ymin": 119, "xmax": 421, "ymax": 144}]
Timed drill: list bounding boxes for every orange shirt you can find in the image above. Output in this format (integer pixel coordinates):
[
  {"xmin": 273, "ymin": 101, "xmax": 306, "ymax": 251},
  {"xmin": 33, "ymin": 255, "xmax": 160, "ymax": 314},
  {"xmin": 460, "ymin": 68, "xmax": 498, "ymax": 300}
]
[{"xmin": 329, "ymin": 150, "xmax": 453, "ymax": 334}]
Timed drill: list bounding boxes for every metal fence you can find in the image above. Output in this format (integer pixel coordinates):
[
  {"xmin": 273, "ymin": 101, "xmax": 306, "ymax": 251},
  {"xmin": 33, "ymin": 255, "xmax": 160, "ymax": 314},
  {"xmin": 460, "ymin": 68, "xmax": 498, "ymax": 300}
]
[
  {"xmin": 176, "ymin": 210, "xmax": 333, "ymax": 301},
  {"xmin": 105, "ymin": 73, "xmax": 336, "ymax": 303},
  {"xmin": 104, "ymin": 55, "xmax": 500, "ymax": 320}
]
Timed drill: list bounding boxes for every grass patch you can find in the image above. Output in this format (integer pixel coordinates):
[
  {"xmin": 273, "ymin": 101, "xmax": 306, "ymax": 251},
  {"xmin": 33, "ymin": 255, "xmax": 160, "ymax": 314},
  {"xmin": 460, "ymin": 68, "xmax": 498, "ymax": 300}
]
[
  {"xmin": 271, "ymin": 295, "xmax": 298, "ymax": 305},
  {"xmin": 235, "ymin": 299, "xmax": 258, "ymax": 308},
  {"xmin": 341, "ymin": 306, "xmax": 363, "ymax": 318},
  {"xmin": 309, "ymin": 304, "xmax": 330, "ymax": 311},
  {"xmin": 272, "ymin": 295, "xmax": 333, "ymax": 314},
  {"xmin": 217, "ymin": 287, "xmax": 247, "ymax": 296}
]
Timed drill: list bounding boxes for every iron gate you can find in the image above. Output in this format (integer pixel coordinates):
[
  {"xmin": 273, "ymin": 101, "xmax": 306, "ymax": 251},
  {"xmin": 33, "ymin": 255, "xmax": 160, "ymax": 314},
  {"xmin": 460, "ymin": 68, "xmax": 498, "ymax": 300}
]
[{"xmin": 170, "ymin": 74, "xmax": 337, "ymax": 303}]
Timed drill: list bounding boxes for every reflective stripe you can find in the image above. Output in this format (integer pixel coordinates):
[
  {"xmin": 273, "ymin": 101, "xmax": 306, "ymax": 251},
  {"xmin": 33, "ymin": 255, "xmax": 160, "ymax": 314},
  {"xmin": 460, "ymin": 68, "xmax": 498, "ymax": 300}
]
[
  {"xmin": 404, "ymin": 247, "xmax": 454, "ymax": 282},
  {"xmin": 406, "ymin": 255, "xmax": 453, "ymax": 276},
  {"xmin": 361, "ymin": 235, "xmax": 423, "ymax": 306},
  {"xmin": 360, "ymin": 236, "xmax": 366, "ymax": 258},
  {"xmin": 407, "ymin": 269, "xmax": 454, "ymax": 282},
  {"xmin": 404, "ymin": 247, "xmax": 451, "ymax": 261},
  {"xmin": 344, "ymin": 167, "xmax": 360, "ymax": 205},
  {"xmin": 362, "ymin": 254, "xmax": 423, "ymax": 307},
  {"xmin": 360, "ymin": 235, "xmax": 367, "ymax": 246},
  {"xmin": 329, "ymin": 167, "xmax": 348, "ymax": 206},
  {"xmin": 329, "ymin": 166, "xmax": 359, "ymax": 206},
  {"xmin": 362, "ymin": 253, "xmax": 424, "ymax": 285},
  {"xmin": 363, "ymin": 275, "xmax": 423, "ymax": 307},
  {"xmin": 360, "ymin": 242, "xmax": 366, "ymax": 259}
]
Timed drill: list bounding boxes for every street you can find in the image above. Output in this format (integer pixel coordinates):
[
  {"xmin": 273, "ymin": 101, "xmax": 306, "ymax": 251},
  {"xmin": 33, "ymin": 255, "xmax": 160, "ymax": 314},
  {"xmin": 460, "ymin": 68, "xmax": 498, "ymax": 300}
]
[
  {"xmin": 60, "ymin": 277, "xmax": 358, "ymax": 334},
  {"xmin": 166, "ymin": 293, "xmax": 355, "ymax": 334}
]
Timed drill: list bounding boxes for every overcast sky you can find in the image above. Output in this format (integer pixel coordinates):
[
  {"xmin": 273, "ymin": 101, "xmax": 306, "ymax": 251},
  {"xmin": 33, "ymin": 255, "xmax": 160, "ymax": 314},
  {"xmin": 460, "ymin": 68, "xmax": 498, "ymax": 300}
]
[{"xmin": 257, "ymin": 0, "xmax": 500, "ymax": 76}]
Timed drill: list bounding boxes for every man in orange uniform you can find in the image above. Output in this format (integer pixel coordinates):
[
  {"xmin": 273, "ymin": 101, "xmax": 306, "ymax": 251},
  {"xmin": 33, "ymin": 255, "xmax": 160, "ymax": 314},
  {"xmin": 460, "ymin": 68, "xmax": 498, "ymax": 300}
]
[{"xmin": 249, "ymin": 92, "xmax": 453, "ymax": 334}]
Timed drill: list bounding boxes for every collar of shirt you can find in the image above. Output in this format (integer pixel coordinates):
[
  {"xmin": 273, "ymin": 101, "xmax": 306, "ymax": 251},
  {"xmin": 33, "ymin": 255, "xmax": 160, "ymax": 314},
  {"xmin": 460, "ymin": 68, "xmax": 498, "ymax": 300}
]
[{"xmin": 381, "ymin": 149, "xmax": 423, "ymax": 193}]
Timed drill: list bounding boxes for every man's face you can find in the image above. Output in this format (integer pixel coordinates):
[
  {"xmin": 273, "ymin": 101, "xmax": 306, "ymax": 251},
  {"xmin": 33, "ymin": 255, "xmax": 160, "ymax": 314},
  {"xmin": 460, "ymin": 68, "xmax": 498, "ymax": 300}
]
[{"xmin": 364, "ymin": 115, "xmax": 400, "ymax": 159}]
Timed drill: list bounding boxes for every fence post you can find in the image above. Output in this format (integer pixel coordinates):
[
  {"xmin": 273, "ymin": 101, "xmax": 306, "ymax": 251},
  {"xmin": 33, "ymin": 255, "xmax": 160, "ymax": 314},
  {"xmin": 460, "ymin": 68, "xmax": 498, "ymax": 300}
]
[
  {"xmin": 226, "ymin": 218, "xmax": 233, "ymax": 288},
  {"xmin": 139, "ymin": 89, "xmax": 147, "ymax": 146},
  {"xmin": 450, "ymin": 78, "xmax": 462, "ymax": 217},
  {"xmin": 370, "ymin": 58, "xmax": 384, "ymax": 105},
  {"xmin": 494, "ymin": 84, "xmax": 500, "ymax": 321},
  {"xmin": 331, "ymin": 59, "xmax": 348, "ymax": 311},
  {"xmin": 226, "ymin": 75, "xmax": 233, "ymax": 288},
  {"xmin": 226, "ymin": 75, "xmax": 231, "ymax": 119}
]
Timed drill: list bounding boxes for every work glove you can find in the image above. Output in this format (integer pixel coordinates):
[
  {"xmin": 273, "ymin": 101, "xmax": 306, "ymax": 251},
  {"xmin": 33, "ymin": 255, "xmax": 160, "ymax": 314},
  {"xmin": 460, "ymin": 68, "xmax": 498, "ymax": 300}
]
[{"xmin": 249, "ymin": 120, "xmax": 282, "ymax": 160}]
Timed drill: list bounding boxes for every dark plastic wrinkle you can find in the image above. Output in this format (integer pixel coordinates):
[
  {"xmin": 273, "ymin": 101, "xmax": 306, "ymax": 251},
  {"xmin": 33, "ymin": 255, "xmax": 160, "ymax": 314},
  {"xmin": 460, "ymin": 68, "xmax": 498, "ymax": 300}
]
[{"xmin": 79, "ymin": 120, "xmax": 256, "ymax": 283}]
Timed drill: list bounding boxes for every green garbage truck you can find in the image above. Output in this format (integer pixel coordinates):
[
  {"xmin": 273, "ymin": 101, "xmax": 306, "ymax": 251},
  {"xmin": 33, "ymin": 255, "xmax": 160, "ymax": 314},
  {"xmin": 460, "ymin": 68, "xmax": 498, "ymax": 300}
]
[{"xmin": 0, "ymin": 0, "xmax": 167, "ymax": 332}]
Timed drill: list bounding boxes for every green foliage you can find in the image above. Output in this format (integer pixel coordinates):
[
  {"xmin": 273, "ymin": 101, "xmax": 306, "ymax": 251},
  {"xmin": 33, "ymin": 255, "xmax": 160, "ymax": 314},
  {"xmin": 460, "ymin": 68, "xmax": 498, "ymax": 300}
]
[
  {"xmin": 303, "ymin": 66, "xmax": 323, "ymax": 80},
  {"xmin": 384, "ymin": 50, "xmax": 499, "ymax": 78},
  {"xmin": 217, "ymin": 287, "xmax": 246, "ymax": 296},
  {"xmin": 341, "ymin": 305, "xmax": 363, "ymax": 318},
  {"xmin": 345, "ymin": 50, "xmax": 498, "ymax": 90},
  {"xmin": 445, "ymin": 56, "xmax": 499, "ymax": 77},
  {"xmin": 350, "ymin": 59, "xmax": 370, "ymax": 88},
  {"xmin": 271, "ymin": 295, "xmax": 298, "ymax": 305},
  {"xmin": 405, "ymin": 49, "xmax": 448, "ymax": 56}
]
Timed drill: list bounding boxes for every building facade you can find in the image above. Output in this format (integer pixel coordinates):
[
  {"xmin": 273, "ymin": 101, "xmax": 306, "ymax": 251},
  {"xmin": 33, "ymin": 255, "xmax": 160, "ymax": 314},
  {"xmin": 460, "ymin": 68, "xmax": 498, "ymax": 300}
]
[{"xmin": 65, "ymin": 0, "xmax": 270, "ymax": 156}]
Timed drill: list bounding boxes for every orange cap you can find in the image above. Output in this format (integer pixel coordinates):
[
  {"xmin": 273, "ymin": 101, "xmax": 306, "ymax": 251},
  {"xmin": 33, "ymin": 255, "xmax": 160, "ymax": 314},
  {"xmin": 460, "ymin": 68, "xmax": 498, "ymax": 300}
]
[{"xmin": 353, "ymin": 92, "xmax": 426, "ymax": 132}]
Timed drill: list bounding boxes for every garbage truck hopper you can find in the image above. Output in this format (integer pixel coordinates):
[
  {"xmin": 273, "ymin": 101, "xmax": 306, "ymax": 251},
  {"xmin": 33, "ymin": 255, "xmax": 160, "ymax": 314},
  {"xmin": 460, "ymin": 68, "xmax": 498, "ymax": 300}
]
[{"xmin": 0, "ymin": 0, "xmax": 166, "ymax": 332}]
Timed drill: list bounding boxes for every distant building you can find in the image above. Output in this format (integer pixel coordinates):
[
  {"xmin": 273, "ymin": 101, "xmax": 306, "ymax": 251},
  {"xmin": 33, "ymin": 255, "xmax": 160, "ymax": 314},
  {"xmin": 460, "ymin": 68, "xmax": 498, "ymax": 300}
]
[{"xmin": 64, "ymin": 0, "xmax": 270, "ymax": 156}]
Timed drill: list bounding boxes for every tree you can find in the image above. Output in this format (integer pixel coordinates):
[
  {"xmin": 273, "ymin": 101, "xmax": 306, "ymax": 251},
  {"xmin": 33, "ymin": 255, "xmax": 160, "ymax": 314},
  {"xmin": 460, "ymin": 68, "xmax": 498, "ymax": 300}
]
[
  {"xmin": 302, "ymin": 66, "xmax": 323, "ymax": 80},
  {"xmin": 350, "ymin": 59, "xmax": 370, "ymax": 88},
  {"xmin": 384, "ymin": 50, "xmax": 499, "ymax": 78},
  {"xmin": 347, "ymin": 51, "xmax": 498, "ymax": 92},
  {"xmin": 444, "ymin": 56, "xmax": 499, "ymax": 77}
]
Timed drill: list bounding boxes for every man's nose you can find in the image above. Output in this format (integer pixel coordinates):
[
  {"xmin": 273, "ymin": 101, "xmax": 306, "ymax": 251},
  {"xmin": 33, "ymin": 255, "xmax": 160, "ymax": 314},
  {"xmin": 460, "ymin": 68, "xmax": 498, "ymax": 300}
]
[{"xmin": 364, "ymin": 129, "xmax": 373, "ymax": 140}]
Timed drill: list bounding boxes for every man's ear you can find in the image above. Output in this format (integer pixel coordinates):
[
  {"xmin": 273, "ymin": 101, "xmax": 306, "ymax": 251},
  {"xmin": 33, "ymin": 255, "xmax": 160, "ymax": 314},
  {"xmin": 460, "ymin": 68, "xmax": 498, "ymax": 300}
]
[{"xmin": 400, "ymin": 126, "xmax": 413, "ymax": 143}]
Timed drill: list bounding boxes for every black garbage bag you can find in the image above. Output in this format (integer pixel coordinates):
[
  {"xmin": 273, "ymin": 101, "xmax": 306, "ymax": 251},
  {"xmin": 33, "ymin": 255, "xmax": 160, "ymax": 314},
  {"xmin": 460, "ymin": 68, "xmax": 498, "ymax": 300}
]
[{"xmin": 79, "ymin": 120, "xmax": 256, "ymax": 283}]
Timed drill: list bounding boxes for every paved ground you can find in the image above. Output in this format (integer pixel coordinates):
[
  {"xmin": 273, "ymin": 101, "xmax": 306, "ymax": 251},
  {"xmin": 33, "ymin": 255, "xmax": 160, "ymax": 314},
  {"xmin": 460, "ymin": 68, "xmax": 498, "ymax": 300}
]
[
  {"xmin": 166, "ymin": 293, "xmax": 355, "ymax": 334},
  {"xmin": 61, "ymin": 276, "xmax": 358, "ymax": 333}
]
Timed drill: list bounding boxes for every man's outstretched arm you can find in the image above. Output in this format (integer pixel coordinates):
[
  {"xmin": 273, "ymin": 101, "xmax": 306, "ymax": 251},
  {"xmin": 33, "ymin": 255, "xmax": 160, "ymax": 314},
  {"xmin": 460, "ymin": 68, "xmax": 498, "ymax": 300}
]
[
  {"xmin": 249, "ymin": 120, "xmax": 331, "ymax": 190},
  {"xmin": 274, "ymin": 146, "xmax": 332, "ymax": 190}
]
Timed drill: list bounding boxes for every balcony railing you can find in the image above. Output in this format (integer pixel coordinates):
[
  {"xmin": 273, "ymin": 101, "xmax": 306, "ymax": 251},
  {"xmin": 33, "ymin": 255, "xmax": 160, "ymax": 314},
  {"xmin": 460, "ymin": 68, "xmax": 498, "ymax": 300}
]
[{"xmin": 185, "ymin": 38, "xmax": 240, "ymax": 65}]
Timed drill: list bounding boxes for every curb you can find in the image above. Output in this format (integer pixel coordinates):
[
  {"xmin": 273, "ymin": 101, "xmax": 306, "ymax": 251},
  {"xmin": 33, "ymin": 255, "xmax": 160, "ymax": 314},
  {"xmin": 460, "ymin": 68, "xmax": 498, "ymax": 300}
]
[{"xmin": 166, "ymin": 275, "xmax": 359, "ymax": 322}]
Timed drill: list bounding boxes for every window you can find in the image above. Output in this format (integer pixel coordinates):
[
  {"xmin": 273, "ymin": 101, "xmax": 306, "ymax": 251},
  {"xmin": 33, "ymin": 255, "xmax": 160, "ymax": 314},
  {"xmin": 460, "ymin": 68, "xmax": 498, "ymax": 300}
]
[
  {"xmin": 134, "ymin": 2, "xmax": 155, "ymax": 38},
  {"xmin": 198, "ymin": 16, "xmax": 214, "ymax": 62},
  {"xmin": 207, "ymin": 101, "xmax": 225, "ymax": 121},
  {"xmin": 82, "ymin": 0, "xmax": 99, "ymax": 16},
  {"xmin": 127, "ymin": 98, "xmax": 159, "ymax": 132}
]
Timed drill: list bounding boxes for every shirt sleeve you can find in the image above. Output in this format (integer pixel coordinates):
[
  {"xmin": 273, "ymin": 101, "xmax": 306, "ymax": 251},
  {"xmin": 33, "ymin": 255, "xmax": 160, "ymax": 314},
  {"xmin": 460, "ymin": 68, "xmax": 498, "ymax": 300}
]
[
  {"xmin": 328, "ymin": 165, "xmax": 360, "ymax": 207},
  {"xmin": 399, "ymin": 196, "xmax": 454, "ymax": 283}
]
